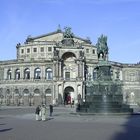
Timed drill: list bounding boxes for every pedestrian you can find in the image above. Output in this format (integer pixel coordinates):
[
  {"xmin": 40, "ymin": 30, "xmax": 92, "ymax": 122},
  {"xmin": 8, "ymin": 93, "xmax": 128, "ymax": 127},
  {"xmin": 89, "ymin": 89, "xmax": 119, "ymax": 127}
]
[
  {"xmin": 71, "ymin": 99, "xmax": 74, "ymax": 108},
  {"xmin": 77, "ymin": 102, "xmax": 81, "ymax": 112},
  {"xmin": 49, "ymin": 104, "xmax": 53, "ymax": 116},
  {"xmin": 41, "ymin": 104, "xmax": 47, "ymax": 121},
  {"xmin": 35, "ymin": 105, "xmax": 41, "ymax": 121}
]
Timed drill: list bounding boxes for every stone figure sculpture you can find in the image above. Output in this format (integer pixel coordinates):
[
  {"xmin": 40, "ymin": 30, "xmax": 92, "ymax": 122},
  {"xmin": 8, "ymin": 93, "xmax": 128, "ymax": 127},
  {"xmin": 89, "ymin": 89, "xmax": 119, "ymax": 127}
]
[
  {"xmin": 96, "ymin": 34, "xmax": 108, "ymax": 60},
  {"xmin": 63, "ymin": 27, "xmax": 74, "ymax": 38},
  {"xmin": 62, "ymin": 27, "xmax": 74, "ymax": 46}
]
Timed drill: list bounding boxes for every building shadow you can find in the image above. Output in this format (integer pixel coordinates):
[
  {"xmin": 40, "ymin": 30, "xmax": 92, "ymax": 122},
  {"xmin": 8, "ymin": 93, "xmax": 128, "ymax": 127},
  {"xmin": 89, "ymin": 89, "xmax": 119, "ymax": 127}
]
[{"xmin": 112, "ymin": 114, "xmax": 140, "ymax": 140}]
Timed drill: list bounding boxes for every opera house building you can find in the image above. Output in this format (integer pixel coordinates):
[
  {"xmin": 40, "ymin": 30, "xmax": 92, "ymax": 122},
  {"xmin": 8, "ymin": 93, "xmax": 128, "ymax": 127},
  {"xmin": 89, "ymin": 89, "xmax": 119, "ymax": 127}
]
[{"xmin": 0, "ymin": 27, "xmax": 140, "ymax": 108}]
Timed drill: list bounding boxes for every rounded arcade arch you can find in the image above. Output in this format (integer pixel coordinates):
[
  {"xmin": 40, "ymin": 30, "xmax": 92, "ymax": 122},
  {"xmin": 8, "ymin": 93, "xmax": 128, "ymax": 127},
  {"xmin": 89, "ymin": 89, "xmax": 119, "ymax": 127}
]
[
  {"xmin": 64, "ymin": 86, "xmax": 74, "ymax": 105},
  {"xmin": 5, "ymin": 89, "xmax": 11, "ymax": 105},
  {"xmin": 23, "ymin": 88, "xmax": 30, "ymax": 106},
  {"xmin": 61, "ymin": 52, "xmax": 76, "ymax": 60},
  {"xmin": 61, "ymin": 52, "xmax": 77, "ymax": 80},
  {"xmin": 33, "ymin": 88, "xmax": 41, "ymax": 106},
  {"xmin": 45, "ymin": 88, "xmax": 52, "ymax": 105}
]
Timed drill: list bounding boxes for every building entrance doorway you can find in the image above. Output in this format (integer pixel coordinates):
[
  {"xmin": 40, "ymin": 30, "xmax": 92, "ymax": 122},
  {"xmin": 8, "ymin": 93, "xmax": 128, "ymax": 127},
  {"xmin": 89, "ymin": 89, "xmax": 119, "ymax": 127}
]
[{"xmin": 64, "ymin": 86, "xmax": 74, "ymax": 105}]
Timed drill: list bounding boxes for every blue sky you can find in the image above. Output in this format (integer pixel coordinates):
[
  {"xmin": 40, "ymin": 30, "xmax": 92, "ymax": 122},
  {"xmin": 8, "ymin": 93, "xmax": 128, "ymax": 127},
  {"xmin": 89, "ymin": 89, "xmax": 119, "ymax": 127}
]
[{"xmin": 0, "ymin": 0, "xmax": 140, "ymax": 63}]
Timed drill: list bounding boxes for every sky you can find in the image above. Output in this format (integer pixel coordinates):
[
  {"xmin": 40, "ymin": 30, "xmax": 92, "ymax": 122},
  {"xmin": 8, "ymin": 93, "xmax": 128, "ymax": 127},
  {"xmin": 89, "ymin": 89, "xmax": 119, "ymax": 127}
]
[{"xmin": 0, "ymin": 0, "xmax": 140, "ymax": 63}]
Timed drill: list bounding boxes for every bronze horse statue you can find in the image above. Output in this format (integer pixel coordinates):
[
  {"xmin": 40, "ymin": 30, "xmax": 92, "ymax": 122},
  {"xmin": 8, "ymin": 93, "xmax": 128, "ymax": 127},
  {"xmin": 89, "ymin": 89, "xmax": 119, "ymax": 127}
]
[{"xmin": 96, "ymin": 34, "xmax": 108, "ymax": 61}]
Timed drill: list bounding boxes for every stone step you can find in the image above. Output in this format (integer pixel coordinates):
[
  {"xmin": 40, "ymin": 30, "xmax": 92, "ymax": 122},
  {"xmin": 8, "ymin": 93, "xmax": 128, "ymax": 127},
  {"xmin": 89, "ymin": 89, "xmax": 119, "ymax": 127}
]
[{"xmin": 79, "ymin": 107, "xmax": 133, "ymax": 113}]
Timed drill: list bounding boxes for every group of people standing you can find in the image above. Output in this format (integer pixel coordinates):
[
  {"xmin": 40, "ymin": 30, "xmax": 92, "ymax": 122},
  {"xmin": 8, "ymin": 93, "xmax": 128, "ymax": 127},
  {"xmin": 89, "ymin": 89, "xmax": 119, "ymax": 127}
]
[{"xmin": 35, "ymin": 104, "xmax": 53, "ymax": 121}]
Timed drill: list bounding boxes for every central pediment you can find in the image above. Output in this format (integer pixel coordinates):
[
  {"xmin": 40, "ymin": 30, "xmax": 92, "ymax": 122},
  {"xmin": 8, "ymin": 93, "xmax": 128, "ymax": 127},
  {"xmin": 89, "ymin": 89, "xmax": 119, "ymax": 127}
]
[{"xmin": 27, "ymin": 29, "xmax": 92, "ymax": 45}]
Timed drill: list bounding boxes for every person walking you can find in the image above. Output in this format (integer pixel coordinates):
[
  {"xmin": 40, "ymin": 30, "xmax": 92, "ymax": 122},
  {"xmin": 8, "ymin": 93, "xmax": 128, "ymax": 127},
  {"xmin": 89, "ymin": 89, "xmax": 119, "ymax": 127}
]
[
  {"xmin": 35, "ymin": 105, "xmax": 41, "ymax": 121},
  {"xmin": 77, "ymin": 102, "xmax": 81, "ymax": 112},
  {"xmin": 49, "ymin": 104, "xmax": 53, "ymax": 116},
  {"xmin": 71, "ymin": 99, "xmax": 74, "ymax": 108},
  {"xmin": 41, "ymin": 104, "xmax": 47, "ymax": 121}
]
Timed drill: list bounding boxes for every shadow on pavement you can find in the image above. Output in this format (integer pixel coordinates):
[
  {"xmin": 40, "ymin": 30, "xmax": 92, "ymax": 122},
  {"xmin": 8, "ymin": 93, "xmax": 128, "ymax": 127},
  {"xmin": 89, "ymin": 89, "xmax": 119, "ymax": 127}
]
[
  {"xmin": 45, "ymin": 118, "xmax": 54, "ymax": 121},
  {"xmin": 112, "ymin": 115, "xmax": 140, "ymax": 140},
  {"xmin": 0, "ymin": 128, "xmax": 13, "ymax": 132},
  {"xmin": 0, "ymin": 123, "xmax": 6, "ymax": 125},
  {"xmin": 0, "ymin": 117, "xmax": 5, "ymax": 119}
]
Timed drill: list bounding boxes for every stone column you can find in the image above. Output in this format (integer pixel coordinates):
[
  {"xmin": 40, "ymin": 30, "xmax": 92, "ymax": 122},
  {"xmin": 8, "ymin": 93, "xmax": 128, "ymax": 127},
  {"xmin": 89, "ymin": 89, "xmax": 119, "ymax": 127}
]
[
  {"xmin": 53, "ymin": 60, "xmax": 59, "ymax": 80},
  {"xmin": 59, "ymin": 61, "xmax": 61, "ymax": 79},
  {"xmin": 77, "ymin": 61, "xmax": 80, "ymax": 78},
  {"xmin": 82, "ymin": 84, "xmax": 85, "ymax": 102},
  {"xmin": 53, "ymin": 84, "xmax": 56, "ymax": 104},
  {"xmin": 11, "ymin": 89, "xmax": 14, "ymax": 105},
  {"xmin": 53, "ymin": 61, "xmax": 57, "ymax": 80},
  {"xmin": 30, "ymin": 66, "xmax": 34, "ymax": 79},
  {"xmin": 4, "ymin": 68, "xmax": 7, "ymax": 80},
  {"xmin": 82, "ymin": 62, "xmax": 84, "ymax": 78},
  {"xmin": 41, "ymin": 65, "xmax": 44, "ymax": 79},
  {"xmin": 79, "ymin": 61, "xmax": 83, "ymax": 78},
  {"xmin": 76, "ymin": 60, "xmax": 83, "ymax": 80},
  {"xmin": 56, "ymin": 61, "xmax": 59, "ymax": 79},
  {"xmin": 20, "ymin": 66, "xmax": 24, "ymax": 79},
  {"xmin": 11, "ymin": 67, "xmax": 14, "ymax": 80},
  {"xmin": 75, "ymin": 85, "xmax": 78, "ymax": 104}
]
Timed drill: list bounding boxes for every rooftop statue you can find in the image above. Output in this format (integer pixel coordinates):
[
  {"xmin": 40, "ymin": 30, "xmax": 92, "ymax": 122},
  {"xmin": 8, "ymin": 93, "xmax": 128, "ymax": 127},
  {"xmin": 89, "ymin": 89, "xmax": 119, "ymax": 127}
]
[
  {"xmin": 57, "ymin": 24, "xmax": 62, "ymax": 32},
  {"xmin": 96, "ymin": 34, "xmax": 108, "ymax": 60},
  {"xmin": 63, "ymin": 27, "xmax": 74, "ymax": 38},
  {"xmin": 62, "ymin": 27, "xmax": 74, "ymax": 46}
]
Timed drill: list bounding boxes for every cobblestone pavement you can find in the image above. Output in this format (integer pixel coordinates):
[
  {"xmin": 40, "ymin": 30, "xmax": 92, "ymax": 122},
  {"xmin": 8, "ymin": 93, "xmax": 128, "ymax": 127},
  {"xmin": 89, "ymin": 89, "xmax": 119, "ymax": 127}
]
[{"xmin": 0, "ymin": 106, "xmax": 140, "ymax": 140}]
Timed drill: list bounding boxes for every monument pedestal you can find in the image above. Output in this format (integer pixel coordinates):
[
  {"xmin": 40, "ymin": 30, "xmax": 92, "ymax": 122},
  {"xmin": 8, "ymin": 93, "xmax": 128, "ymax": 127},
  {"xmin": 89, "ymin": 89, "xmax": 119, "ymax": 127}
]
[
  {"xmin": 129, "ymin": 104, "xmax": 140, "ymax": 113},
  {"xmin": 77, "ymin": 61, "xmax": 133, "ymax": 114}
]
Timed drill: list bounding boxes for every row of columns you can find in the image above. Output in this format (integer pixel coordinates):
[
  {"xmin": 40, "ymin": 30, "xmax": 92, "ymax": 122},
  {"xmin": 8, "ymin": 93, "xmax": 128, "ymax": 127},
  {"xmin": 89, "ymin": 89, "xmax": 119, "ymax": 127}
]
[{"xmin": 0, "ymin": 95, "xmax": 50, "ymax": 106}]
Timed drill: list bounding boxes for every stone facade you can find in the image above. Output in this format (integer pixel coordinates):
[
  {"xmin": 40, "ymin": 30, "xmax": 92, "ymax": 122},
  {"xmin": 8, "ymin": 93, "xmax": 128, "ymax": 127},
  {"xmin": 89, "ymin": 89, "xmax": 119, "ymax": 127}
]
[{"xmin": 0, "ymin": 28, "xmax": 140, "ymax": 106}]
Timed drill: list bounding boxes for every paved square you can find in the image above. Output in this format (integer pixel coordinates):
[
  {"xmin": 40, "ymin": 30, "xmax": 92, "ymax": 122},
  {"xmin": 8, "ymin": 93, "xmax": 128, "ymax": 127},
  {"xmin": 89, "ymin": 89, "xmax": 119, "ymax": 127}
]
[{"xmin": 0, "ymin": 106, "xmax": 140, "ymax": 140}]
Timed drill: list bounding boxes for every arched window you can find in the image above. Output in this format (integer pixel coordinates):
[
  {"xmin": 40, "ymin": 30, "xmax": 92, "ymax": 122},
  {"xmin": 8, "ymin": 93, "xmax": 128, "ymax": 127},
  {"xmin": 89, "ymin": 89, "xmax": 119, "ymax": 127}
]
[
  {"xmin": 45, "ymin": 68, "xmax": 52, "ymax": 80},
  {"xmin": 34, "ymin": 68, "xmax": 41, "ymax": 79},
  {"xmin": 14, "ymin": 89, "xmax": 20, "ymax": 98},
  {"xmin": 15, "ymin": 69, "xmax": 20, "ymax": 80},
  {"xmin": 24, "ymin": 68, "xmax": 30, "ymax": 79},
  {"xmin": 65, "ymin": 72, "xmax": 70, "ymax": 80},
  {"xmin": 6, "ymin": 89, "xmax": 10, "ymax": 95},
  {"xmin": 45, "ymin": 89, "xmax": 51, "ymax": 94},
  {"xmin": 14, "ymin": 89, "xmax": 19, "ymax": 94},
  {"xmin": 7, "ymin": 69, "xmax": 12, "ymax": 80},
  {"xmin": 23, "ymin": 89, "xmax": 29, "ymax": 96},
  {"xmin": 34, "ymin": 89, "xmax": 40, "ymax": 95}
]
